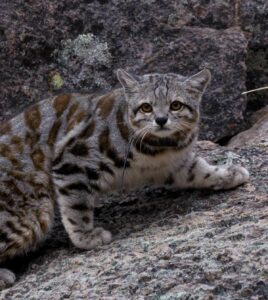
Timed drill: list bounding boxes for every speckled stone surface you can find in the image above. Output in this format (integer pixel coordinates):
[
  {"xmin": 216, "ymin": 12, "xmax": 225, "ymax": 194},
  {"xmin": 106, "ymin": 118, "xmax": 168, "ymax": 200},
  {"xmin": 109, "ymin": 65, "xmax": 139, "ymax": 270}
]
[{"xmin": 1, "ymin": 142, "xmax": 267, "ymax": 300}]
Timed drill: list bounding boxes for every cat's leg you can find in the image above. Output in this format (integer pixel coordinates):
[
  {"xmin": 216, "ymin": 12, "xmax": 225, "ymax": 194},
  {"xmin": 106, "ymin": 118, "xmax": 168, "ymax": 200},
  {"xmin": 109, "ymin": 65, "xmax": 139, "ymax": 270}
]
[
  {"xmin": 0, "ymin": 204, "xmax": 54, "ymax": 290},
  {"xmin": 172, "ymin": 156, "xmax": 249, "ymax": 190},
  {"xmin": 56, "ymin": 187, "xmax": 112, "ymax": 250},
  {"xmin": 0, "ymin": 172, "xmax": 54, "ymax": 290}
]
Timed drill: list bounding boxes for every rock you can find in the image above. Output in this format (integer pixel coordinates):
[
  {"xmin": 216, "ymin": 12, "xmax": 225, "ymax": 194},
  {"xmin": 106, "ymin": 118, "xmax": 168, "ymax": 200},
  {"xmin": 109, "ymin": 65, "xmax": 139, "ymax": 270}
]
[
  {"xmin": 239, "ymin": 0, "xmax": 268, "ymax": 117},
  {"xmin": 0, "ymin": 0, "xmax": 267, "ymax": 141},
  {"xmin": 1, "ymin": 143, "xmax": 267, "ymax": 299},
  {"xmin": 228, "ymin": 105, "xmax": 268, "ymax": 148}
]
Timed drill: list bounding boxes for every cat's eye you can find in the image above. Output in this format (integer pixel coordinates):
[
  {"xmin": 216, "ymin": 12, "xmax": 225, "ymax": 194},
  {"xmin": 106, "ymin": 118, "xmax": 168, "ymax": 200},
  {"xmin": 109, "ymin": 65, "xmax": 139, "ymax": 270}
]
[
  {"xmin": 140, "ymin": 103, "xmax": 153, "ymax": 113},
  {"xmin": 170, "ymin": 101, "xmax": 183, "ymax": 111}
]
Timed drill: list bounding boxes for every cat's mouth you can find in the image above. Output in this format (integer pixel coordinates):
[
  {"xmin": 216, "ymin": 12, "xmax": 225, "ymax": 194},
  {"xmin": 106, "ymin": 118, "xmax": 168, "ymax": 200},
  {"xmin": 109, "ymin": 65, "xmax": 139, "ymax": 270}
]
[
  {"xmin": 153, "ymin": 126, "xmax": 173, "ymax": 137},
  {"xmin": 156, "ymin": 127, "xmax": 169, "ymax": 131}
]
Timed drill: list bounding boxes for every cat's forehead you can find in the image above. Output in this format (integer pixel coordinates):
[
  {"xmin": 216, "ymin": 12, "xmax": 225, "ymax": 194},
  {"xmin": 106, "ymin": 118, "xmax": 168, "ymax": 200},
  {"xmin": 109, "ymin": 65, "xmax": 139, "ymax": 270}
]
[
  {"xmin": 141, "ymin": 73, "xmax": 186, "ymax": 85},
  {"xmin": 137, "ymin": 73, "xmax": 187, "ymax": 99}
]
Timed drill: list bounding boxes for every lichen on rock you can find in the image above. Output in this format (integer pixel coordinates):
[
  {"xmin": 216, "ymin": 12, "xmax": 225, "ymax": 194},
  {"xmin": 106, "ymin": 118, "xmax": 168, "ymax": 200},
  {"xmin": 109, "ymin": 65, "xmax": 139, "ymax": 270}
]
[
  {"xmin": 48, "ymin": 71, "xmax": 64, "ymax": 91},
  {"xmin": 54, "ymin": 33, "xmax": 112, "ymax": 90},
  {"xmin": 56, "ymin": 33, "xmax": 111, "ymax": 67}
]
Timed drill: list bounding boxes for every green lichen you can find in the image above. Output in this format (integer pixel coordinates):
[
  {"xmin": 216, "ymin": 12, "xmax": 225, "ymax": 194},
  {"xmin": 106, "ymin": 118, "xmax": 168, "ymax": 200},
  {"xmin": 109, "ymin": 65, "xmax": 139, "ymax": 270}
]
[
  {"xmin": 47, "ymin": 71, "xmax": 64, "ymax": 91},
  {"xmin": 212, "ymin": 151, "xmax": 240, "ymax": 166},
  {"xmin": 51, "ymin": 72, "xmax": 63, "ymax": 90}
]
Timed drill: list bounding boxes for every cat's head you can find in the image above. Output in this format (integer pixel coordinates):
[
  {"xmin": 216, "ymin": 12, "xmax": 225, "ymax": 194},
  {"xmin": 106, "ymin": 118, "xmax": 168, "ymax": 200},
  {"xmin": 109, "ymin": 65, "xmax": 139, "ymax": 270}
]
[{"xmin": 117, "ymin": 69, "xmax": 211, "ymax": 140}]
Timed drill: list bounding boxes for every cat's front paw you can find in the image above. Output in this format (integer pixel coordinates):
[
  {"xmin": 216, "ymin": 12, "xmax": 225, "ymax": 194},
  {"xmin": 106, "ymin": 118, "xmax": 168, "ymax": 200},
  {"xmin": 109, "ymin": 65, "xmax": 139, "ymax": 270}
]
[
  {"xmin": 71, "ymin": 227, "xmax": 112, "ymax": 250},
  {"xmin": 0, "ymin": 268, "xmax": 16, "ymax": 290},
  {"xmin": 213, "ymin": 165, "xmax": 249, "ymax": 190},
  {"xmin": 228, "ymin": 165, "xmax": 249, "ymax": 187}
]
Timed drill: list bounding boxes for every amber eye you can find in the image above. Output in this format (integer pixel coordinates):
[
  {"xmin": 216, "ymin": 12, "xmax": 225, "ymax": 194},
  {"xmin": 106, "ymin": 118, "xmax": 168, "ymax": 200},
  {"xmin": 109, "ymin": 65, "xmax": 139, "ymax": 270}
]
[
  {"xmin": 170, "ymin": 101, "xmax": 183, "ymax": 111},
  {"xmin": 140, "ymin": 103, "xmax": 153, "ymax": 113}
]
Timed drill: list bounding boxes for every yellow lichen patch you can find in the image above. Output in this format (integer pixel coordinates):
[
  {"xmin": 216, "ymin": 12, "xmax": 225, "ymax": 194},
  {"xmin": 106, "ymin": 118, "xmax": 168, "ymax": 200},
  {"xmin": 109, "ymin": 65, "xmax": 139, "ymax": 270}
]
[{"xmin": 48, "ymin": 72, "xmax": 64, "ymax": 90}]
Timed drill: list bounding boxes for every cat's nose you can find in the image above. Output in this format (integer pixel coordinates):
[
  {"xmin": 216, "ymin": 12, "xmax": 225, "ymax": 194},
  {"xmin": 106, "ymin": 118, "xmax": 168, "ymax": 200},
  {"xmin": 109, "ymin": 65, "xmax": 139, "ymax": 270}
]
[{"xmin": 155, "ymin": 116, "xmax": 168, "ymax": 127}]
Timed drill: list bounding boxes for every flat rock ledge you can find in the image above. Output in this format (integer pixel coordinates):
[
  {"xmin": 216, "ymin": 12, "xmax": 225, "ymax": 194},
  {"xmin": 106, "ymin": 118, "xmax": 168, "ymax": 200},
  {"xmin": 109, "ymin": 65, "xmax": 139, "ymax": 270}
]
[{"xmin": 1, "ymin": 143, "xmax": 267, "ymax": 300}]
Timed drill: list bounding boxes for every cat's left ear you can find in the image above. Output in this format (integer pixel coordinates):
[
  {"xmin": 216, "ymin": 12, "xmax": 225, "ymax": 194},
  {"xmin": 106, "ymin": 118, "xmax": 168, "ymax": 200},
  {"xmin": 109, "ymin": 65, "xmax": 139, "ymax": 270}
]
[
  {"xmin": 117, "ymin": 69, "xmax": 140, "ymax": 92},
  {"xmin": 183, "ymin": 69, "xmax": 211, "ymax": 100}
]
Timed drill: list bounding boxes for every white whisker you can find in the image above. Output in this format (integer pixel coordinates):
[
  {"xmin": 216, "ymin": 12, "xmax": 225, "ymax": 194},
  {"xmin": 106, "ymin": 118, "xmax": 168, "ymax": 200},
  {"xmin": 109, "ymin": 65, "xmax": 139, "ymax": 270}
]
[{"xmin": 139, "ymin": 130, "xmax": 149, "ymax": 153}]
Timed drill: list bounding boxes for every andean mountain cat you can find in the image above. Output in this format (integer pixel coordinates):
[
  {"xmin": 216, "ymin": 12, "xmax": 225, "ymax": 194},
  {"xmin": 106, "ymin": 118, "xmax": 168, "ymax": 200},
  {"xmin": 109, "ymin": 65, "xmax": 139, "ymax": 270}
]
[{"xmin": 0, "ymin": 69, "xmax": 249, "ymax": 289}]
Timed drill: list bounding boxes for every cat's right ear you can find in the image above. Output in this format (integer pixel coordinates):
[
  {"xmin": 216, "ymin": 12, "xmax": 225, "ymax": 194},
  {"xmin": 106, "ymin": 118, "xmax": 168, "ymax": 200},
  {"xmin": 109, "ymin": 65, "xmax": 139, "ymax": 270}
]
[
  {"xmin": 116, "ymin": 69, "xmax": 139, "ymax": 91},
  {"xmin": 183, "ymin": 69, "xmax": 211, "ymax": 101}
]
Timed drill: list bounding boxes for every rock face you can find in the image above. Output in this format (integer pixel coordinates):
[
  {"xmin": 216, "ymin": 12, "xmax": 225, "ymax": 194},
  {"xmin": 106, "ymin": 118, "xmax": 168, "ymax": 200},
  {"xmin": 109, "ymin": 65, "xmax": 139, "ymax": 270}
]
[
  {"xmin": 228, "ymin": 106, "xmax": 268, "ymax": 148},
  {"xmin": 241, "ymin": 1, "xmax": 268, "ymax": 115},
  {"xmin": 1, "ymin": 142, "xmax": 268, "ymax": 300},
  {"xmin": 0, "ymin": 0, "xmax": 267, "ymax": 141}
]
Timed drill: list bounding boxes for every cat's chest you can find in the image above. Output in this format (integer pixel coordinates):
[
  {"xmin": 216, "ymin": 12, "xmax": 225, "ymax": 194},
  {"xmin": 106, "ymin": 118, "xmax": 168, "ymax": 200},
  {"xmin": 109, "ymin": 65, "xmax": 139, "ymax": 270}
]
[{"xmin": 118, "ymin": 149, "xmax": 188, "ymax": 188}]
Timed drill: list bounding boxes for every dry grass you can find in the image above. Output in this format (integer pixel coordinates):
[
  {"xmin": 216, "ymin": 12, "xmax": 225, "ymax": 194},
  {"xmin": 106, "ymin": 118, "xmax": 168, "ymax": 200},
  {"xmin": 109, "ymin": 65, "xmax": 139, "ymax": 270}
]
[{"xmin": 242, "ymin": 86, "xmax": 268, "ymax": 95}]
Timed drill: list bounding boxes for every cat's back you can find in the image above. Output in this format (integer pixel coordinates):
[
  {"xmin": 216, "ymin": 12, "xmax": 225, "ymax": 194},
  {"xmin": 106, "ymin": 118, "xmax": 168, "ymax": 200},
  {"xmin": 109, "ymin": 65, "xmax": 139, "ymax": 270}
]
[
  {"xmin": 0, "ymin": 92, "xmax": 103, "ymax": 172},
  {"xmin": 0, "ymin": 93, "xmax": 96, "ymax": 139}
]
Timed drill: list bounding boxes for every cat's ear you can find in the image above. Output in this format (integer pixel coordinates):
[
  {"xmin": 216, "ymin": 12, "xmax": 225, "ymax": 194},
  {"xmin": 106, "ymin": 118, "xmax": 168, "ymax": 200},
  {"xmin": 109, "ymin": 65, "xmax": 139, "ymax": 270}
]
[
  {"xmin": 117, "ymin": 69, "xmax": 140, "ymax": 91},
  {"xmin": 183, "ymin": 69, "xmax": 211, "ymax": 100}
]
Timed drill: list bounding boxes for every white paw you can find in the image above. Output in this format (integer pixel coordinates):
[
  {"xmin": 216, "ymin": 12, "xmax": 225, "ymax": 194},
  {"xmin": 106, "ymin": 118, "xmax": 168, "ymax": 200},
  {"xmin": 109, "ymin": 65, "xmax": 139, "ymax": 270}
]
[
  {"xmin": 228, "ymin": 165, "xmax": 249, "ymax": 187},
  {"xmin": 212, "ymin": 165, "xmax": 249, "ymax": 190},
  {"xmin": 100, "ymin": 228, "xmax": 112, "ymax": 244},
  {"xmin": 0, "ymin": 268, "xmax": 16, "ymax": 290},
  {"xmin": 209, "ymin": 165, "xmax": 249, "ymax": 190},
  {"xmin": 71, "ymin": 227, "xmax": 112, "ymax": 250}
]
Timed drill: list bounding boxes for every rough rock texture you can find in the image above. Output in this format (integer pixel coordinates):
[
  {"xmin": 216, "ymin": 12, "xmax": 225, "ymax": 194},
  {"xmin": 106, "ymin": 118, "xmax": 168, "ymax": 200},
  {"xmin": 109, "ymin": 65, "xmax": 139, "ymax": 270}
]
[
  {"xmin": 240, "ymin": 1, "xmax": 268, "ymax": 116},
  {"xmin": 0, "ymin": 0, "xmax": 267, "ymax": 141},
  {"xmin": 1, "ymin": 142, "xmax": 267, "ymax": 300},
  {"xmin": 228, "ymin": 105, "xmax": 268, "ymax": 148}
]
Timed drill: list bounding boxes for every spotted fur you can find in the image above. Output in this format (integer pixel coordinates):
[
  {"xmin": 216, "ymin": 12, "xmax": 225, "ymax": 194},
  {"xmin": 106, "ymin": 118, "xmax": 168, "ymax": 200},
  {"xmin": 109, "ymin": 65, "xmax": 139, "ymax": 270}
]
[{"xmin": 0, "ymin": 69, "xmax": 249, "ymax": 289}]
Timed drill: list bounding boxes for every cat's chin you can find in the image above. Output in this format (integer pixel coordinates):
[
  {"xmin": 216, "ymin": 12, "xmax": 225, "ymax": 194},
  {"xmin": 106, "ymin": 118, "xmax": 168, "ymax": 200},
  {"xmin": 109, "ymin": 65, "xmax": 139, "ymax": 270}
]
[{"xmin": 152, "ymin": 128, "xmax": 174, "ymax": 138}]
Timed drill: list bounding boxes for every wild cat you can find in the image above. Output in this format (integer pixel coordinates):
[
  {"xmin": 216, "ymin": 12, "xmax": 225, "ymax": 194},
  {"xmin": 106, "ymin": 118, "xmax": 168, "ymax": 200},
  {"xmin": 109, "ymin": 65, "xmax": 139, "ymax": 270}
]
[{"xmin": 0, "ymin": 68, "xmax": 249, "ymax": 289}]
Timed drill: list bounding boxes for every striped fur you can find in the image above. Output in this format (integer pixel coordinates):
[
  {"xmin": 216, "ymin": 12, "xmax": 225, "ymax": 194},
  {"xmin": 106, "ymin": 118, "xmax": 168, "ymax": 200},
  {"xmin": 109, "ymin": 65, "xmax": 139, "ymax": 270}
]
[{"xmin": 0, "ymin": 69, "xmax": 249, "ymax": 289}]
